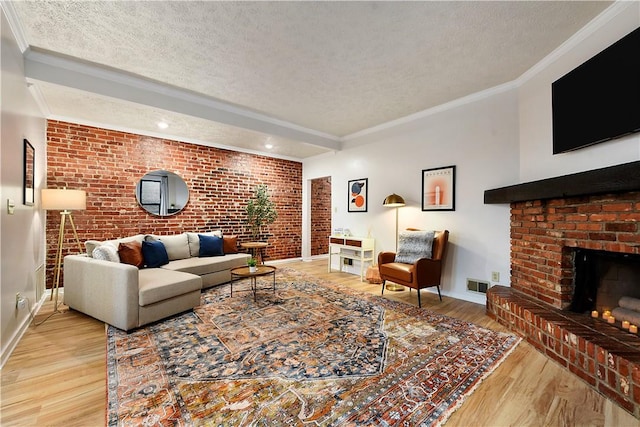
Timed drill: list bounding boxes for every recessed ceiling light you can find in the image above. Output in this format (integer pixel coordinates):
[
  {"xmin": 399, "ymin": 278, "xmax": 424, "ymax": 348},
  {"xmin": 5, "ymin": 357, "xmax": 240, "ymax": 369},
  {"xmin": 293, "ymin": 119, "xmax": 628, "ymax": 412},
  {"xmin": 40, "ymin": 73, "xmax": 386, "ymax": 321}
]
[
  {"xmin": 157, "ymin": 121, "xmax": 169, "ymax": 129},
  {"xmin": 265, "ymin": 143, "xmax": 273, "ymax": 149}
]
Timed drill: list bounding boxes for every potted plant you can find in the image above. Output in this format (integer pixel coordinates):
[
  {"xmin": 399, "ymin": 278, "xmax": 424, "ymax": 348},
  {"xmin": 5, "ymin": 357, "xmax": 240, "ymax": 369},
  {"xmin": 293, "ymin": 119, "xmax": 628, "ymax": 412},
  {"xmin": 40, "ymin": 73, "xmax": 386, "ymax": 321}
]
[
  {"xmin": 245, "ymin": 184, "xmax": 278, "ymax": 241},
  {"xmin": 247, "ymin": 257, "xmax": 258, "ymax": 273}
]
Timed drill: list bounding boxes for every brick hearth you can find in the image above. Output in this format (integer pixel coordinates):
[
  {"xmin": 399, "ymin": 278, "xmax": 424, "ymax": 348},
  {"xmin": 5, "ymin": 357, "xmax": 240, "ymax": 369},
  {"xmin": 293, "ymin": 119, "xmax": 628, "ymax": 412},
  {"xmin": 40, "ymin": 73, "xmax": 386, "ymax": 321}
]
[{"xmin": 487, "ymin": 190, "xmax": 640, "ymax": 418}]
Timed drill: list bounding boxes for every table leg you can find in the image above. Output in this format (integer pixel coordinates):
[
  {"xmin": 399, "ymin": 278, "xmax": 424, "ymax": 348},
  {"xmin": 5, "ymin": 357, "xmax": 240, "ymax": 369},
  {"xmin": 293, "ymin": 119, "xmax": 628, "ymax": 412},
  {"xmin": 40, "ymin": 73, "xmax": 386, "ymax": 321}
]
[{"xmin": 252, "ymin": 276, "xmax": 257, "ymax": 301}]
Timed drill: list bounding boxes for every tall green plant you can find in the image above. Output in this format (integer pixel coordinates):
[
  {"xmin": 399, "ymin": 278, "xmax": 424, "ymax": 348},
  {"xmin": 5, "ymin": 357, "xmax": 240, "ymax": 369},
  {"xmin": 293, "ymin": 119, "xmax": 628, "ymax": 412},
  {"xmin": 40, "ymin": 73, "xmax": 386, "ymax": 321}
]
[{"xmin": 245, "ymin": 184, "xmax": 278, "ymax": 241}]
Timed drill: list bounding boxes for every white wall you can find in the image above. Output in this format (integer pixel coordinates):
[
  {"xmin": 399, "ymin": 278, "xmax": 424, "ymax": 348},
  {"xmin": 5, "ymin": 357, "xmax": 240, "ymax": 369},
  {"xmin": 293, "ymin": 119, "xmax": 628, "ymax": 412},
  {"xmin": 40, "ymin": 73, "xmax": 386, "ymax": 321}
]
[
  {"xmin": 303, "ymin": 1, "xmax": 640, "ymax": 306},
  {"xmin": 518, "ymin": 2, "xmax": 640, "ymax": 182},
  {"xmin": 1, "ymin": 7, "xmax": 47, "ymax": 367},
  {"xmin": 304, "ymin": 88, "xmax": 519, "ymax": 305}
]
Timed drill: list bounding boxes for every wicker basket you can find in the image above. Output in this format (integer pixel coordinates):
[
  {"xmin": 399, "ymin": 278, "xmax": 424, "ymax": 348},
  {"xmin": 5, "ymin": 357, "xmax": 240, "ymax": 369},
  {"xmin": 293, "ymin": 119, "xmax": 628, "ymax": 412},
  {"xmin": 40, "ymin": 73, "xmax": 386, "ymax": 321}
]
[{"xmin": 365, "ymin": 265, "xmax": 383, "ymax": 284}]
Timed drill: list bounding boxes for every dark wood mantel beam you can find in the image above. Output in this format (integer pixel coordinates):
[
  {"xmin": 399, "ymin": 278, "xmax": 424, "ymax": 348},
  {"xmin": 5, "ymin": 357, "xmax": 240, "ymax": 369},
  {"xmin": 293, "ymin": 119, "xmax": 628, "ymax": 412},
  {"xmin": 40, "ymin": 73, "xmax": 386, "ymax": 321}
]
[{"xmin": 484, "ymin": 160, "xmax": 640, "ymax": 204}]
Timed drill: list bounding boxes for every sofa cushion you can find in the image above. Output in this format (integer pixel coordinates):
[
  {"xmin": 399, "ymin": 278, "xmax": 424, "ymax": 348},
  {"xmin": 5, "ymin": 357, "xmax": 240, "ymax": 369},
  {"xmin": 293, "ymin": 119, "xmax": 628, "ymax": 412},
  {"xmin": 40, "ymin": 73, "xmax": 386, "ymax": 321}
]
[
  {"xmin": 119, "ymin": 241, "xmax": 144, "ymax": 268},
  {"xmin": 85, "ymin": 240, "xmax": 104, "ymax": 257},
  {"xmin": 199, "ymin": 234, "xmax": 224, "ymax": 257},
  {"xmin": 142, "ymin": 240, "xmax": 169, "ymax": 268},
  {"xmin": 162, "ymin": 253, "xmax": 249, "ymax": 276},
  {"xmin": 138, "ymin": 268, "xmax": 202, "ymax": 306},
  {"xmin": 86, "ymin": 234, "xmax": 145, "ymax": 257},
  {"xmin": 223, "ymin": 235, "xmax": 238, "ymax": 254},
  {"xmin": 146, "ymin": 233, "xmax": 190, "ymax": 261},
  {"xmin": 379, "ymin": 262, "xmax": 414, "ymax": 283},
  {"xmin": 187, "ymin": 231, "xmax": 222, "ymax": 257},
  {"xmin": 92, "ymin": 243, "xmax": 120, "ymax": 263}
]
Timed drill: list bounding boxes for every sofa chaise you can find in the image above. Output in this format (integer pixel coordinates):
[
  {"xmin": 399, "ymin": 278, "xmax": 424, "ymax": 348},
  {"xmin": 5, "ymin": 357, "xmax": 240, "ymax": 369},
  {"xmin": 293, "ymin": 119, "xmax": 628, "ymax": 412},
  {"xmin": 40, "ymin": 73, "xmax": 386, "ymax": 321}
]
[{"xmin": 64, "ymin": 231, "xmax": 250, "ymax": 331}]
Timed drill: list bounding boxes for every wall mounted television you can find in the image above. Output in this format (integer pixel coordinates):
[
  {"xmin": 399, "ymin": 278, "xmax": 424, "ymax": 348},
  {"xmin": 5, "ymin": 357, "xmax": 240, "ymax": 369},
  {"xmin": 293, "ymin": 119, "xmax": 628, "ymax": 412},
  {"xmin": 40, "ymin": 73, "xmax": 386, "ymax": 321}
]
[{"xmin": 552, "ymin": 26, "xmax": 640, "ymax": 154}]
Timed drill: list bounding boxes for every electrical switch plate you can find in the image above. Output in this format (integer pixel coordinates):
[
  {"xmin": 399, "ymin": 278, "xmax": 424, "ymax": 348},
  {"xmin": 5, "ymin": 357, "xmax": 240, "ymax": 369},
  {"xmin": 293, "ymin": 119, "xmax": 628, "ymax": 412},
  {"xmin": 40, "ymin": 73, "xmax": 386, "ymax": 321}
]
[{"xmin": 7, "ymin": 199, "xmax": 15, "ymax": 215}]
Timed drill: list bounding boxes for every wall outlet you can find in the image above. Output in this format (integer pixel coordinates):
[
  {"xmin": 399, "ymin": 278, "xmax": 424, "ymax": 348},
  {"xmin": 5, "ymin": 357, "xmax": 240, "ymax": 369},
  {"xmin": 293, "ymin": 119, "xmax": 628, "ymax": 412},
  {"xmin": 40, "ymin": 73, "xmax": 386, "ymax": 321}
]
[
  {"xmin": 7, "ymin": 199, "xmax": 15, "ymax": 215},
  {"xmin": 15, "ymin": 293, "xmax": 26, "ymax": 310},
  {"xmin": 491, "ymin": 271, "xmax": 500, "ymax": 282}
]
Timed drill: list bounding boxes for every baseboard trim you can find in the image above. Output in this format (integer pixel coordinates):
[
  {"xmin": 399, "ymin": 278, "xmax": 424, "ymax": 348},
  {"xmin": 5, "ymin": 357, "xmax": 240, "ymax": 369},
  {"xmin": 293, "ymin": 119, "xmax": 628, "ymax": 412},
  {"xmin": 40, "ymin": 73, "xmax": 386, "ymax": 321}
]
[{"xmin": 0, "ymin": 291, "xmax": 48, "ymax": 369}]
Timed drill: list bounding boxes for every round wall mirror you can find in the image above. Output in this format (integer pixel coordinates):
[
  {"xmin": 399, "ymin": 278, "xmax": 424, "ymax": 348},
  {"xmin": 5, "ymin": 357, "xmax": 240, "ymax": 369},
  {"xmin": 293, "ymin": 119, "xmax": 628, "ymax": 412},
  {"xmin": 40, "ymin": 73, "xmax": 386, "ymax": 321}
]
[{"xmin": 136, "ymin": 170, "xmax": 189, "ymax": 216}]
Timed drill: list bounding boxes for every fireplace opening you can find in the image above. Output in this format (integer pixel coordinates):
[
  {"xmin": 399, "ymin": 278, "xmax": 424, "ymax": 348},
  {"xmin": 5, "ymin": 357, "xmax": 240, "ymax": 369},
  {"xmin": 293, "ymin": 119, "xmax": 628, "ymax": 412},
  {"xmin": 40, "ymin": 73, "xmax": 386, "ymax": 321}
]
[{"xmin": 569, "ymin": 248, "xmax": 640, "ymax": 321}]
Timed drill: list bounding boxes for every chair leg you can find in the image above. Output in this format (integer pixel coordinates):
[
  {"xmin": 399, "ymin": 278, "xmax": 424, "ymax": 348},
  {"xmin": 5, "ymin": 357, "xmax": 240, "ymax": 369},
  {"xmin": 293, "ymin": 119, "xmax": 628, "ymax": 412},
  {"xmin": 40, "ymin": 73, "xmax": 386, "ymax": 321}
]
[
  {"xmin": 436, "ymin": 286, "xmax": 442, "ymax": 301},
  {"xmin": 381, "ymin": 280, "xmax": 385, "ymax": 295},
  {"xmin": 417, "ymin": 289, "xmax": 421, "ymax": 308}
]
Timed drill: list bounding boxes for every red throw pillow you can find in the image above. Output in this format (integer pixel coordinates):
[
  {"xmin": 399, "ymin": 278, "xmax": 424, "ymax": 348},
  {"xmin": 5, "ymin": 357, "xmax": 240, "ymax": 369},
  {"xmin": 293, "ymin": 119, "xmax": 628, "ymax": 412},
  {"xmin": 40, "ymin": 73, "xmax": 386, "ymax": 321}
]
[
  {"xmin": 119, "ymin": 241, "xmax": 144, "ymax": 268},
  {"xmin": 223, "ymin": 235, "xmax": 238, "ymax": 254}
]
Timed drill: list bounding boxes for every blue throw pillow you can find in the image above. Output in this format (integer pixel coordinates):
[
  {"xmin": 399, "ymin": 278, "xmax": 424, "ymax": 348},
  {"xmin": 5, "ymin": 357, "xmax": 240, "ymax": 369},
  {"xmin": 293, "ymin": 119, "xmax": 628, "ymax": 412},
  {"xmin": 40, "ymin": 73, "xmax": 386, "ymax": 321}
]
[
  {"xmin": 142, "ymin": 240, "xmax": 169, "ymax": 268},
  {"xmin": 199, "ymin": 234, "xmax": 224, "ymax": 257}
]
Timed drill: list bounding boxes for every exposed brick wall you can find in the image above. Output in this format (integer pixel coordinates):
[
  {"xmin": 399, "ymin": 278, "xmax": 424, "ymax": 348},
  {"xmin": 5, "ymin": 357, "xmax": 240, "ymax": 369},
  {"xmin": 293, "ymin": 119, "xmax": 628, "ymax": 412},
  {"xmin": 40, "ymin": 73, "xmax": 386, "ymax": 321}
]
[
  {"xmin": 46, "ymin": 120, "xmax": 302, "ymax": 288},
  {"xmin": 310, "ymin": 176, "xmax": 331, "ymax": 256},
  {"xmin": 511, "ymin": 192, "xmax": 640, "ymax": 309}
]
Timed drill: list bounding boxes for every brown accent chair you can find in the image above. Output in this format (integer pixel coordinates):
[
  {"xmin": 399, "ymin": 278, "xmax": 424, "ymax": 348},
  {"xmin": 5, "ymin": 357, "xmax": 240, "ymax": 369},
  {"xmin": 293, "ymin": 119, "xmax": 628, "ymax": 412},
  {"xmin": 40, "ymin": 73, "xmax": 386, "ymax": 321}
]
[{"xmin": 378, "ymin": 230, "xmax": 449, "ymax": 308}]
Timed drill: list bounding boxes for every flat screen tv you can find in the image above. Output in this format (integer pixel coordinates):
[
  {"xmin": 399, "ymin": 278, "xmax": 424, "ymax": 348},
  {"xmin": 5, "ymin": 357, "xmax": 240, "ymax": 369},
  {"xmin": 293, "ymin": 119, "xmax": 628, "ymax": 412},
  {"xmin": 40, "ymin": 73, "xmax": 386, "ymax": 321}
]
[{"xmin": 552, "ymin": 26, "xmax": 640, "ymax": 154}]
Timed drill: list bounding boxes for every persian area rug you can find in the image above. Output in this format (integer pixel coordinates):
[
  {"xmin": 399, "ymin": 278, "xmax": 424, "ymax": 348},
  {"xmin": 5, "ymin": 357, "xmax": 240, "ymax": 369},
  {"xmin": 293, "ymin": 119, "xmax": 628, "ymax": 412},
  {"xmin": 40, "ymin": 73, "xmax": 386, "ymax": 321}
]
[{"xmin": 107, "ymin": 268, "xmax": 520, "ymax": 426}]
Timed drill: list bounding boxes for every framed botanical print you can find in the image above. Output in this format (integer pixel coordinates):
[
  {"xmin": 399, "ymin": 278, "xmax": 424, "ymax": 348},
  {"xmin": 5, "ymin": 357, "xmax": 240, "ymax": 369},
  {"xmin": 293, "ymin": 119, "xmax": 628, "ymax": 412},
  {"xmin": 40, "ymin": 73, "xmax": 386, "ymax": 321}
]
[
  {"xmin": 348, "ymin": 178, "xmax": 368, "ymax": 212},
  {"xmin": 422, "ymin": 165, "xmax": 455, "ymax": 211}
]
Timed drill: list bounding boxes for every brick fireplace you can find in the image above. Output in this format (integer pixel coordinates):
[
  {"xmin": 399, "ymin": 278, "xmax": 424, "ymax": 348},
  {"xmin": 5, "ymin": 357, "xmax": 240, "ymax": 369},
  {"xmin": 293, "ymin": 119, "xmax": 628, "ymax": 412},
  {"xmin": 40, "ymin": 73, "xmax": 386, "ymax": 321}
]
[{"xmin": 485, "ymin": 162, "xmax": 640, "ymax": 418}]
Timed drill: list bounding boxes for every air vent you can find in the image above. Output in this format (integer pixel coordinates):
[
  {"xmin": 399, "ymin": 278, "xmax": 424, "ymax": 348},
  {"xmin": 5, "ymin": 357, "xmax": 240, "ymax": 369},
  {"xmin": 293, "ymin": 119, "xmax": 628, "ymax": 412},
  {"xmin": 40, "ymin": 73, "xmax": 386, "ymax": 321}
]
[{"xmin": 467, "ymin": 279, "xmax": 489, "ymax": 294}]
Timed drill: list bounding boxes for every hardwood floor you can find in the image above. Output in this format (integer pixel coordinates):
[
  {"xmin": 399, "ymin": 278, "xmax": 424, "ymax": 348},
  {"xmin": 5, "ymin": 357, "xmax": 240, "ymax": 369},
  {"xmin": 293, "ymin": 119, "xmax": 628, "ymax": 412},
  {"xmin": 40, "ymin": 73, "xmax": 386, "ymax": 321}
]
[{"xmin": 2, "ymin": 258, "xmax": 638, "ymax": 426}]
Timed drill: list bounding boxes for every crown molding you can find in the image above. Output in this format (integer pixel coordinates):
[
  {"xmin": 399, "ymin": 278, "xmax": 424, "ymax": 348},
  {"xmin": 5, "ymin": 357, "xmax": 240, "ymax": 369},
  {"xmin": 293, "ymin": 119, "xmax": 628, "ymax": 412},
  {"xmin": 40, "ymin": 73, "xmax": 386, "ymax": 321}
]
[
  {"xmin": 0, "ymin": 1, "xmax": 29, "ymax": 52},
  {"xmin": 23, "ymin": 48, "xmax": 342, "ymax": 152},
  {"xmin": 517, "ymin": 1, "xmax": 634, "ymax": 85}
]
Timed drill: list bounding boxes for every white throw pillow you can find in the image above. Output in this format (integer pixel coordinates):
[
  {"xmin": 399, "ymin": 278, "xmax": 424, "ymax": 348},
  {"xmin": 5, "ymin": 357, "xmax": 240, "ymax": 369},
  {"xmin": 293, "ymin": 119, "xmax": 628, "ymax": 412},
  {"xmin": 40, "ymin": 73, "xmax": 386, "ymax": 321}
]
[
  {"xmin": 86, "ymin": 235, "xmax": 145, "ymax": 257},
  {"xmin": 394, "ymin": 230, "xmax": 435, "ymax": 264},
  {"xmin": 92, "ymin": 243, "xmax": 120, "ymax": 263},
  {"xmin": 85, "ymin": 240, "xmax": 103, "ymax": 256}
]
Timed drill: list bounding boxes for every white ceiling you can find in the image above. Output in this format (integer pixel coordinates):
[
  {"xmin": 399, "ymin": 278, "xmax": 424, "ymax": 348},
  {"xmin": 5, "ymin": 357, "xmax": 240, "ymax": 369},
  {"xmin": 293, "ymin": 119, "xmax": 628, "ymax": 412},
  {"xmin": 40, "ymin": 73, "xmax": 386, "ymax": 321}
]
[{"xmin": 5, "ymin": 1, "xmax": 612, "ymax": 159}]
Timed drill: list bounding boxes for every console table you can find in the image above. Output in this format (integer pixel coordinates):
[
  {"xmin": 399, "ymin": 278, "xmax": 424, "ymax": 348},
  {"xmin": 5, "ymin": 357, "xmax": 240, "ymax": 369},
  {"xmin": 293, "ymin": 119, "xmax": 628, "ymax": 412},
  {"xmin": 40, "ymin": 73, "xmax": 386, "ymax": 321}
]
[{"xmin": 328, "ymin": 236, "xmax": 375, "ymax": 281}]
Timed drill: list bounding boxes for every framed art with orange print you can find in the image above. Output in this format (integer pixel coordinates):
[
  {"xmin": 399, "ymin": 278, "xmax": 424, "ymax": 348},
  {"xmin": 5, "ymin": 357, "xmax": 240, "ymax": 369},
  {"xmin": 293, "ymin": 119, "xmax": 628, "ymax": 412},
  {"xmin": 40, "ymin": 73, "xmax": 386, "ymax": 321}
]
[
  {"xmin": 422, "ymin": 165, "xmax": 455, "ymax": 211},
  {"xmin": 348, "ymin": 178, "xmax": 368, "ymax": 212}
]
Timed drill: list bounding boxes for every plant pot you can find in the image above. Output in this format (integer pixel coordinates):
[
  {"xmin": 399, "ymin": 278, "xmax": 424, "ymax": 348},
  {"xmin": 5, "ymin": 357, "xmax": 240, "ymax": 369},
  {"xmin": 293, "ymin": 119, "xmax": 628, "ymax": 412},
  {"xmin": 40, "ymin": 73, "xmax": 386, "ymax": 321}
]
[{"xmin": 249, "ymin": 266, "xmax": 257, "ymax": 273}]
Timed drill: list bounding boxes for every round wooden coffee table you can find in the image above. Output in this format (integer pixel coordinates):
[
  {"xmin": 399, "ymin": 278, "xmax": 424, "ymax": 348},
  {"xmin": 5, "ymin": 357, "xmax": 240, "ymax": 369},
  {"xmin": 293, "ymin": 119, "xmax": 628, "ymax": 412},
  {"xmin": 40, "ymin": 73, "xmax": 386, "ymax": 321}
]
[{"xmin": 230, "ymin": 265, "xmax": 277, "ymax": 301}]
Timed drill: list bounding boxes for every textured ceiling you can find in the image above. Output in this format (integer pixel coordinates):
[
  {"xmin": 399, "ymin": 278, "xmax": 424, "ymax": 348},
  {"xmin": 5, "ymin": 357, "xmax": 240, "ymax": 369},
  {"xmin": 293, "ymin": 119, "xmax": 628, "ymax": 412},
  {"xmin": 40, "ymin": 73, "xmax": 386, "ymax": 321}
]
[{"xmin": 7, "ymin": 1, "xmax": 612, "ymax": 159}]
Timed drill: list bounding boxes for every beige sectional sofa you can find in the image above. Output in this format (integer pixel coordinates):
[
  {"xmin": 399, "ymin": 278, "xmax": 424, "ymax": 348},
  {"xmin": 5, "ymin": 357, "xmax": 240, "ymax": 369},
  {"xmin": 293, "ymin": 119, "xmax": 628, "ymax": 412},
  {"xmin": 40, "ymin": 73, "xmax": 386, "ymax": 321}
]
[{"xmin": 63, "ymin": 232, "xmax": 250, "ymax": 331}]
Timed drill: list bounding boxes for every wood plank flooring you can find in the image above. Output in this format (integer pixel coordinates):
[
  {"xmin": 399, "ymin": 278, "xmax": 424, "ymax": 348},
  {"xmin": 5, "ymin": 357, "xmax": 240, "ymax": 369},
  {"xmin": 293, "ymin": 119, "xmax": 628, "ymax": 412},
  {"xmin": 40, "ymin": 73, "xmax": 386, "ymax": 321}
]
[{"xmin": 2, "ymin": 259, "xmax": 638, "ymax": 426}]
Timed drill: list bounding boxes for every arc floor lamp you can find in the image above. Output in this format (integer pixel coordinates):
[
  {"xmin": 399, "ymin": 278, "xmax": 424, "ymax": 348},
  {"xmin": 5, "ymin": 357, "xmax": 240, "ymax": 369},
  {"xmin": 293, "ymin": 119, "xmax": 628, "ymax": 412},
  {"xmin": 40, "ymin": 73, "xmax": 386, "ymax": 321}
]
[
  {"xmin": 42, "ymin": 188, "xmax": 86, "ymax": 312},
  {"xmin": 383, "ymin": 193, "xmax": 405, "ymax": 291}
]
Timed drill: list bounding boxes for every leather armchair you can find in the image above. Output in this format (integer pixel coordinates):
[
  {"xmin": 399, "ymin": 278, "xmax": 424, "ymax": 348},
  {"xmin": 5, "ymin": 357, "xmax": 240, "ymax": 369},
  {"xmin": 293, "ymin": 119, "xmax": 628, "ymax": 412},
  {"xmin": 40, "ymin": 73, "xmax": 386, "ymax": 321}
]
[{"xmin": 378, "ymin": 230, "xmax": 449, "ymax": 307}]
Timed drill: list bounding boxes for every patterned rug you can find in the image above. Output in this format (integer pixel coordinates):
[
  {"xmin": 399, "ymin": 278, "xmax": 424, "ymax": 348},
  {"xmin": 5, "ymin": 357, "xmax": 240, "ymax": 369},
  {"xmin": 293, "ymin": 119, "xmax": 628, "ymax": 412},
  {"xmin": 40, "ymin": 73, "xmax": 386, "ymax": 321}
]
[{"xmin": 107, "ymin": 268, "xmax": 520, "ymax": 426}]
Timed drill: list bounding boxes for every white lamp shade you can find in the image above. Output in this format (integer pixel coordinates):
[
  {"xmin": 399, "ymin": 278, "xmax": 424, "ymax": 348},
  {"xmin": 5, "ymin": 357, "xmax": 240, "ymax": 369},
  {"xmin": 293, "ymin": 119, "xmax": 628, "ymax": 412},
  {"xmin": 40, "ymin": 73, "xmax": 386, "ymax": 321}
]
[{"xmin": 41, "ymin": 188, "xmax": 86, "ymax": 211}]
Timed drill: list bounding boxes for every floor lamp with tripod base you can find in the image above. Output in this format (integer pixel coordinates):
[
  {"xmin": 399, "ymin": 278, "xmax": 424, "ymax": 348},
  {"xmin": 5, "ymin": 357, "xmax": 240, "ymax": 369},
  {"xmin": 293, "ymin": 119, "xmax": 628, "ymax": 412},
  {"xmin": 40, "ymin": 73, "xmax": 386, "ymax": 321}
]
[
  {"xmin": 382, "ymin": 193, "xmax": 405, "ymax": 291},
  {"xmin": 41, "ymin": 188, "xmax": 86, "ymax": 315}
]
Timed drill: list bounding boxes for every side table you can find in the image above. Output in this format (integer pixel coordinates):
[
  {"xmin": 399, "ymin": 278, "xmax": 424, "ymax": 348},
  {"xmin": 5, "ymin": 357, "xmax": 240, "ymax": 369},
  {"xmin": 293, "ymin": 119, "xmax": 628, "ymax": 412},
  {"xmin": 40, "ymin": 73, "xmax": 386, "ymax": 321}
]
[
  {"xmin": 240, "ymin": 241, "xmax": 269, "ymax": 264},
  {"xmin": 230, "ymin": 265, "xmax": 277, "ymax": 301}
]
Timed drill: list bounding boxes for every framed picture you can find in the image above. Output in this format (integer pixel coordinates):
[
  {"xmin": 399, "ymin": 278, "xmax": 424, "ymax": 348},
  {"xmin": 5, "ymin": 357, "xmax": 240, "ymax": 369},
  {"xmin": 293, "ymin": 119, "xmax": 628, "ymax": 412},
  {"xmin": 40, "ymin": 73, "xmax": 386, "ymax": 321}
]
[
  {"xmin": 348, "ymin": 178, "xmax": 368, "ymax": 212},
  {"xmin": 23, "ymin": 139, "xmax": 35, "ymax": 206},
  {"xmin": 422, "ymin": 165, "xmax": 455, "ymax": 211}
]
